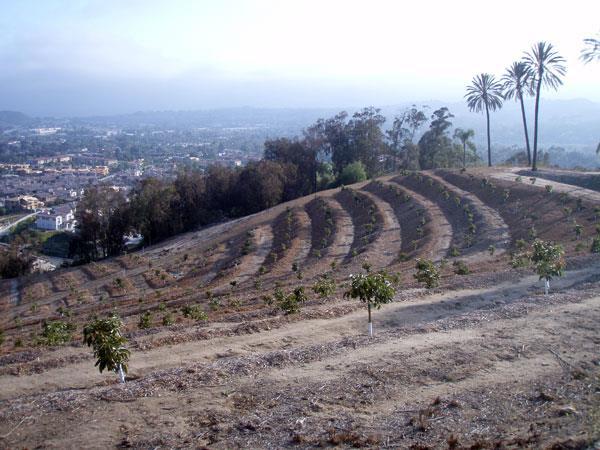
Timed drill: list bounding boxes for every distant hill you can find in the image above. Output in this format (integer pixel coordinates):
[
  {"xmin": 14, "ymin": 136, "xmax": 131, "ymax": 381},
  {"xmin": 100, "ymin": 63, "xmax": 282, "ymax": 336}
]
[
  {"xmin": 3, "ymin": 99, "xmax": 599, "ymax": 153},
  {"xmin": 0, "ymin": 110, "xmax": 32, "ymax": 127}
]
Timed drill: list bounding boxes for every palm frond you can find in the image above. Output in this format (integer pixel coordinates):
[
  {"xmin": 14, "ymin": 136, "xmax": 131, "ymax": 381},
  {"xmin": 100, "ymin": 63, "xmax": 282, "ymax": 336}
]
[
  {"xmin": 523, "ymin": 41, "xmax": 567, "ymax": 91},
  {"xmin": 501, "ymin": 61, "xmax": 533, "ymax": 100},
  {"xmin": 581, "ymin": 35, "xmax": 600, "ymax": 63},
  {"xmin": 465, "ymin": 73, "xmax": 504, "ymax": 113}
]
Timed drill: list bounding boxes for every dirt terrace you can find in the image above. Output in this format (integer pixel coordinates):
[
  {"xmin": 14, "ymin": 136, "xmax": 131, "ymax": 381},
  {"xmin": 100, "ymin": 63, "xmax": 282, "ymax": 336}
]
[{"xmin": 0, "ymin": 168, "xmax": 599, "ymax": 448}]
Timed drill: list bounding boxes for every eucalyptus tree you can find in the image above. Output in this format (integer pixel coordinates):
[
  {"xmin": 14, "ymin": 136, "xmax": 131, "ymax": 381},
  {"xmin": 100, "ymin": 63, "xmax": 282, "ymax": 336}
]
[
  {"xmin": 453, "ymin": 128, "xmax": 475, "ymax": 169},
  {"xmin": 523, "ymin": 42, "xmax": 567, "ymax": 171},
  {"xmin": 465, "ymin": 73, "xmax": 503, "ymax": 167},
  {"xmin": 501, "ymin": 62, "xmax": 533, "ymax": 165}
]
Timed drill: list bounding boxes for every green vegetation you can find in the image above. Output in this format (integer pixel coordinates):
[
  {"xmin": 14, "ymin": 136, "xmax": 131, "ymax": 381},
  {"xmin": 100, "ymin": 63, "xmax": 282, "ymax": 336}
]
[
  {"xmin": 414, "ymin": 259, "xmax": 440, "ymax": 289},
  {"xmin": 338, "ymin": 161, "xmax": 367, "ymax": 186},
  {"xmin": 138, "ymin": 311, "xmax": 152, "ymax": 329},
  {"xmin": 312, "ymin": 275, "xmax": 336, "ymax": 299},
  {"xmin": 453, "ymin": 260, "xmax": 470, "ymax": 275},
  {"xmin": 39, "ymin": 320, "xmax": 75, "ymax": 346},
  {"xmin": 83, "ymin": 314, "xmax": 130, "ymax": 383},
  {"xmin": 344, "ymin": 270, "xmax": 396, "ymax": 337},
  {"xmin": 182, "ymin": 304, "xmax": 208, "ymax": 321},
  {"xmin": 277, "ymin": 286, "xmax": 308, "ymax": 314},
  {"xmin": 530, "ymin": 239, "xmax": 566, "ymax": 295}
]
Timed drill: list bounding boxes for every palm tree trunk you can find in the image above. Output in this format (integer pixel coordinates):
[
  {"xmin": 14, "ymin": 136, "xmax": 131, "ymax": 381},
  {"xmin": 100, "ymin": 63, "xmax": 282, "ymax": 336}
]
[
  {"xmin": 532, "ymin": 77, "xmax": 542, "ymax": 171},
  {"xmin": 519, "ymin": 93, "xmax": 532, "ymax": 165},
  {"xmin": 463, "ymin": 142, "xmax": 467, "ymax": 168},
  {"xmin": 485, "ymin": 103, "xmax": 491, "ymax": 167}
]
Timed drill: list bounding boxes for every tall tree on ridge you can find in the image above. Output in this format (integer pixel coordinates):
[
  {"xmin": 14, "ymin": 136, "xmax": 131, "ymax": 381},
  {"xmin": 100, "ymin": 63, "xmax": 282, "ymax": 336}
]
[
  {"xmin": 523, "ymin": 42, "xmax": 567, "ymax": 171},
  {"xmin": 465, "ymin": 73, "xmax": 503, "ymax": 167},
  {"xmin": 501, "ymin": 62, "xmax": 533, "ymax": 165}
]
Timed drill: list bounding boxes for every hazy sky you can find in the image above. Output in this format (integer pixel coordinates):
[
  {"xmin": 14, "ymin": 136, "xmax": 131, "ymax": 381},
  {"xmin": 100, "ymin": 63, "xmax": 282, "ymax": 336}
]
[{"xmin": 1, "ymin": 0, "xmax": 599, "ymax": 116}]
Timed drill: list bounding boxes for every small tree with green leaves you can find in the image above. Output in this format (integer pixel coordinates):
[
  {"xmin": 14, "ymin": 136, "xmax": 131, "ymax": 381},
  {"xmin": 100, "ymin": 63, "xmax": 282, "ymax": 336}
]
[
  {"xmin": 39, "ymin": 320, "xmax": 76, "ymax": 346},
  {"xmin": 344, "ymin": 270, "xmax": 395, "ymax": 337},
  {"xmin": 530, "ymin": 239, "xmax": 565, "ymax": 295},
  {"xmin": 278, "ymin": 286, "xmax": 307, "ymax": 314},
  {"xmin": 83, "ymin": 314, "xmax": 130, "ymax": 383},
  {"xmin": 591, "ymin": 236, "xmax": 600, "ymax": 254},
  {"xmin": 138, "ymin": 311, "xmax": 152, "ymax": 329},
  {"xmin": 312, "ymin": 275, "xmax": 336, "ymax": 299},
  {"xmin": 182, "ymin": 304, "xmax": 208, "ymax": 321},
  {"xmin": 414, "ymin": 259, "xmax": 440, "ymax": 288}
]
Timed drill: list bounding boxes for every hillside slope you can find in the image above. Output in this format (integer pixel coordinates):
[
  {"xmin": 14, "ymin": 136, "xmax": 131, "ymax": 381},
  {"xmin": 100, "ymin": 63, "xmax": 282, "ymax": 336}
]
[{"xmin": 1, "ymin": 167, "xmax": 599, "ymax": 448}]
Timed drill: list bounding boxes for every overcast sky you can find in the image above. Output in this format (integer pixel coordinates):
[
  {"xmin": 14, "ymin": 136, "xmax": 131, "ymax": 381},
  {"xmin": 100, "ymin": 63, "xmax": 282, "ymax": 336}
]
[{"xmin": 1, "ymin": 0, "xmax": 598, "ymax": 116}]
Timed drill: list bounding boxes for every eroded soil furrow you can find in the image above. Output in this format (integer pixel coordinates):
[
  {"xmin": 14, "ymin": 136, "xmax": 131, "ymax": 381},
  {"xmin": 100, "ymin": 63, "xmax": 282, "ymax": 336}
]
[
  {"xmin": 431, "ymin": 170, "xmax": 510, "ymax": 261},
  {"xmin": 386, "ymin": 178, "xmax": 452, "ymax": 262}
]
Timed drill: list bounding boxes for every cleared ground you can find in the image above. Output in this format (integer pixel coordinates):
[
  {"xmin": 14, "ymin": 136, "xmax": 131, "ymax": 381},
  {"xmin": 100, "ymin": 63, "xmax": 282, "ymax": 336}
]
[{"xmin": 0, "ymin": 167, "xmax": 599, "ymax": 448}]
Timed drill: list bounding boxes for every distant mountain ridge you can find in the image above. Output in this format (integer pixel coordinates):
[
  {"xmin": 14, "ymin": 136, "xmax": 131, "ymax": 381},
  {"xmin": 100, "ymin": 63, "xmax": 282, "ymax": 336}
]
[{"xmin": 2, "ymin": 99, "xmax": 598, "ymax": 152}]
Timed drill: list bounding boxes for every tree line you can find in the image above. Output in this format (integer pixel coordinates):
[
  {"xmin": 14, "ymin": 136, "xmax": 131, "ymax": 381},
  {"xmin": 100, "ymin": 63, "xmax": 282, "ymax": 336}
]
[{"xmin": 72, "ymin": 105, "xmax": 479, "ymax": 262}]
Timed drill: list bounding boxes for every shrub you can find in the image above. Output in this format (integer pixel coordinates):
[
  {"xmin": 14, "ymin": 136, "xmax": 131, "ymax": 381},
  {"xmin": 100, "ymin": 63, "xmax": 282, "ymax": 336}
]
[
  {"xmin": 138, "ymin": 311, "xmax": 152, "ymax": 329},
  {"xmin": 591, "ymin": 236, "xmax": 600, "ymax": 253},
  {"xmin": 398, "ymin": 252, "xmax": 409, "ymax": 262},
  {"xmin": 574, "ymin": 223, "xmax": 583, "ymax": 240},
  {"xmin": 449, "ymin": 246, "xmax": 461, "ymax": 257},
  {"xmin": 209, "ymin": 297, "xmax": 221, "ymax": 310},
  {"xmin": 312, "ymin": 275, "xmax": 336, "ymax": 298},
  {"xmin": 162, "ymin": 313, "xmax": 174, "ymax": 326},
  {"xmin": 39, "ymin": 320, "xmax": 75, "ymax": 346},
  {"xmin": 182, "ymin": 304, "xmax": 208, "ymax": 321},
  {"xmin": 262, "ymin": 295, "xmax": 274, "ymax": 306},
  {"xmin": 488, "ymin": 245, "xmax": 496, "ymax": 256},
  {"xmin": 510, "ymin": 252, "xmax": 529, "ymax": 268},
  {"xmin": 0, "ymin": 329, "xmax": 4, "ymax": 346},
  {"xmin": 83, "ymin": 314, "xmax": 129, "ymax": 382},
  {"xmin": 414, "ymin": 259, "xmax": 440, "ymax": 288},
  {"xmin": 338, "ymin": 161, "xmax": 367, "ymax": 186},
  {"xmin": 545, "ymin": 185, "xmax": 554, "ymax": 194},
  {"xmin": 278, "ymin": 287, "xmax": 307, "ymax": 314},
  {"xmin": 453, "ymin": 260, "xmax": 469, "ymax": 275}
]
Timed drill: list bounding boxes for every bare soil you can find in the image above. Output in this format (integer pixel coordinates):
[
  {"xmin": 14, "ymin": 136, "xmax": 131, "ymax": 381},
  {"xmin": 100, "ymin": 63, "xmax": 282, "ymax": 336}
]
[{"xmin": 0, "ymin": 168, "xmax": 599, "ymax": 448}]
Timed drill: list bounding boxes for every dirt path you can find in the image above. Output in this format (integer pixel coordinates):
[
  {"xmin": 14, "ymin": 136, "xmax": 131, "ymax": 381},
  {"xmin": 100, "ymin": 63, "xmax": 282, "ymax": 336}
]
[
  {"xmin": 430, "ymin": 171, "xmax": 510, "ymax": 260},
  {"xmin": 489, "ymin": 168, "xmax": 600, "ymax": 204}
]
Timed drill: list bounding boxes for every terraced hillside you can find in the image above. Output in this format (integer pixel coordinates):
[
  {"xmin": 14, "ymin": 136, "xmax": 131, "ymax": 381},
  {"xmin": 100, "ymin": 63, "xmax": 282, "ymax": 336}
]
[{"xmin": 1, "ymin": 168, "xmax": 599, "ymax": 448}]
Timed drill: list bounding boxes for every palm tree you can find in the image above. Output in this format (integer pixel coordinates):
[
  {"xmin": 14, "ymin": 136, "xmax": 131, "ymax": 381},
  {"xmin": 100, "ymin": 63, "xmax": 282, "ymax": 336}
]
[
  {"xmin": 581, "ymin": 33, "xmax": 600, "ymax": 64},
  {"xmin": 453, "ymin": 128, "xmax": 475, "ymax": 168},
  {"xmin": 502, "ymin": 62, "xmax": 533, "ymax": 165},
  {"xmin": 523, "ymin": 42, "xmax": 567, "ymax": 171},
  {"xmin": 465, "ymin": 73, "xmax": 503, "ymax": 167}
]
